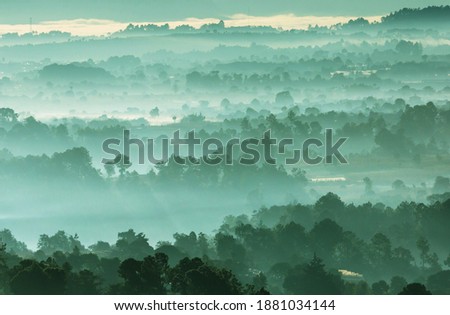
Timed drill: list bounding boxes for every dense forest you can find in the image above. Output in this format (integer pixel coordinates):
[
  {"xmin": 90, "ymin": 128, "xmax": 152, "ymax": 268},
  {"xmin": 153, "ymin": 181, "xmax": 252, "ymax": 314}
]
[{"xmin": 1, "ymin": 192, "xmax": 449, "ymax": 294}]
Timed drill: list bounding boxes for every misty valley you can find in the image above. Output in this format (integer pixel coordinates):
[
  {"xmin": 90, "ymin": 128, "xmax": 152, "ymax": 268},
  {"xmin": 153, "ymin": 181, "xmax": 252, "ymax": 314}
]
[{"xmin": 0, "ymin": 6, "xmax": 449, "ymax": 295}]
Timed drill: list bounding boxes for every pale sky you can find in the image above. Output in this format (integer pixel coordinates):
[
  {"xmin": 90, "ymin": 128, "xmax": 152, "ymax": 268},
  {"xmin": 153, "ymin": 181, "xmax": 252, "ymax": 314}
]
[
  {"xmin": 0, "ymin": 0, "xmax": 445, "ymax": 24},
  {"xmin": 0, "ymin": 14, "xmax": 383, "ymax": 36}
]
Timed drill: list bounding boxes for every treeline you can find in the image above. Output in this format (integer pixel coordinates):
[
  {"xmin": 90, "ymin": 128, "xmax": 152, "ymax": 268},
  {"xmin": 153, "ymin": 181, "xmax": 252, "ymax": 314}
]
[
  {"xmin": 1, "ymin": 193, "xmax": 449, "ymax": 295},
  {"xmin": 1, "ymin": 100, "xmax": 450, "ymax": 157},
  {"xmin": 381, "ymin": 6, "xmax": 450, "ymax": 25},
  {"xmin": 0, "ymin": 102, "xmax": 449, "ymax": 203},
  {"xmin": 115, "ymin": 6, "xmax": 450, "ymax": 36},
  {"xmin": 2, "ymin": 5, "xmax": 449, "ymax": 45}
]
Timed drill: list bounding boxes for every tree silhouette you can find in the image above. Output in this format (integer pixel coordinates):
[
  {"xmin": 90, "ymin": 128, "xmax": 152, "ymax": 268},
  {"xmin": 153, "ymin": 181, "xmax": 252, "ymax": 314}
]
[
  {"xmin": 283, "ymin": 255, "xmax": 344, "ymax": 294},
  {"xmin": 9, "ymin": 260, "xmax": 66, "ymax": 294},
  {"xmin": 371, "ymin": 280, "xmax": 389, "ymax": 294},
  {"xmin": 399, "ymin": 283, "xmax": 431, "ymax": 295},
  {"xmin": 170, "ymin": 257, "xmax": 242, "ymax": 295},
  {"xmin": 115, "ymin": 229, "xmax": 154, "ymax": 260},
  {"xmin": 117, "ymin": 253, "xmax": 169, "ymax": 294},
  {"xmin": 0, "ymin": 243, "xmax": 9, "ymax": 293},
  {"xmin": 389, "ymin": 276, "xmax": 407, "ymax": 294},
  {"xmin": 67, "ymin": 269, "xmax": 102, "ymax": 294},
  {"xmin": 427, "ymin": 270, "xmax": 450, "ymax": 294}
]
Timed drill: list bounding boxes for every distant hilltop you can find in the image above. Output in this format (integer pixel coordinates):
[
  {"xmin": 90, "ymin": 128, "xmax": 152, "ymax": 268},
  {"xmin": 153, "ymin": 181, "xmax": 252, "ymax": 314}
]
[
  {"xmin": 0, "ymin": 5, "xmax": 449, "ymax": 39},
  {"xmin": 115, "ymin": 6, "xmax": 450, "ymax": 35},
  {"xmin": 381, "ymin": 6, "xmax": 450, "ymax": 25}
]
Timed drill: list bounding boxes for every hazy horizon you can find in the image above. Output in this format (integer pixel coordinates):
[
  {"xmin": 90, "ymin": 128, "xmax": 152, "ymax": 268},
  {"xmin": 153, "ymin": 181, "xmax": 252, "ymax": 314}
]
[
  {"xmin": 0, "ymin": 0, "xmax": 445, "ymax": 23},
  {"xmin": 0, "ymin": 14, "xmax": 384, "ymax": 36}
]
